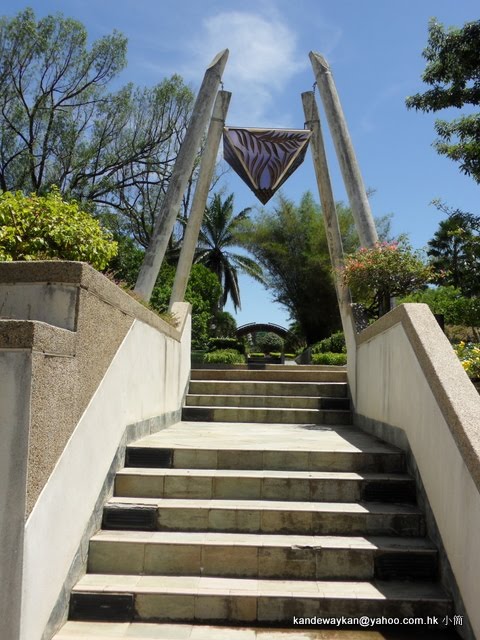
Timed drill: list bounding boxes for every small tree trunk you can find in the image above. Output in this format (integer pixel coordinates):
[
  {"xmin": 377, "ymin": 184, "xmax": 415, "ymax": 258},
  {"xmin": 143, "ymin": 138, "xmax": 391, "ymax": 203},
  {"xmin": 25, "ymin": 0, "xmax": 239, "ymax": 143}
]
[{"xmin": 378, "ymin": 290, "xmax": 391, "ymax": 317}]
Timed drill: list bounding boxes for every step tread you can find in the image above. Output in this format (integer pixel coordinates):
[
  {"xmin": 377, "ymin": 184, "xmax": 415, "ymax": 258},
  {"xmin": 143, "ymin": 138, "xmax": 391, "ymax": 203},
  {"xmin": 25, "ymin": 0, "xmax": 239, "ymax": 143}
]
[
  {"xmin": 73, "ymin": 574, "xmax": 450, "ymax": 601},
  {"xmin": 117, "ymin": 468, "xmax": 411, "ymax": 480},
  {"xmin": 107, "ymin": 497, "xmax": 423, "ymax": 514},
  {"xmin": 185, "ymin": 406, "xmax": 351, "ymax": 413},
  {"xmin": 52, "ymin": 621, "xmax": 459, "ymax": 640},
  {"xmin": 91, "ymin": 530, "xmax": 436, "ymax": 551}
]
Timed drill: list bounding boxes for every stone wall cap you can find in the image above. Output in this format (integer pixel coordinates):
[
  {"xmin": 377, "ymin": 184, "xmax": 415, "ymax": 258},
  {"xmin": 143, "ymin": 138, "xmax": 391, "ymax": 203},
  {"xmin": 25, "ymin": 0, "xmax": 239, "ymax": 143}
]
[
  {"xmin": 0, "ymin": 261, "xmax": 188, "ymax": 342},
  {"xmin": 0, "ymin": 319, "xmax": 75, "ymax": 355}
]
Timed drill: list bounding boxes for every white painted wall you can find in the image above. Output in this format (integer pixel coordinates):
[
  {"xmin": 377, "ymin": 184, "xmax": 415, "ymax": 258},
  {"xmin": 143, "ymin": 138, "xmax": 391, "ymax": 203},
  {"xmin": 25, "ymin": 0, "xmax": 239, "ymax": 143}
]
[
  {"xmin": 355, "ymin": 316, "xmax": 480, "ymax": 637},
  {"xmin": 20, "ymin": 314, "xmax": 191, "ymax": 640}
]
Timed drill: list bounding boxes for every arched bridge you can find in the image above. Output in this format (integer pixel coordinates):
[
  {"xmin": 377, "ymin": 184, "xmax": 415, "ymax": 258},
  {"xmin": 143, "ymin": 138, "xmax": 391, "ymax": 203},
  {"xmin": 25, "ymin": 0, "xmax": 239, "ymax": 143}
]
[{"xmin": 235, "ymin": 322, "xmax": 302, "ymax": 346}]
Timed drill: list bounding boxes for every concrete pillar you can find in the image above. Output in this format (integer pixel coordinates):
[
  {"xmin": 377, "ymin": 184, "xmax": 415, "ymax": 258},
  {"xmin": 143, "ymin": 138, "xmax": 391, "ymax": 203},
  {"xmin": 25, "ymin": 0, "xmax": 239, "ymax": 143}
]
[
  {"xmin": 302, "ymin": 90, "xmax": 358, "ymax": 403},
  {"xmin": 169, "ymin": 90, "xmax": 231, "ymax": 308},
  {"xmin": 135, "ymin": 49, "xmax": 229, "ymax": 301},
  {"xmin": 302, "ymin": 91, "xmax": 351, "ymax": 315},
  {"xmin": 309, "ymin": 52, "xmax": 378, "ymax": 248}
]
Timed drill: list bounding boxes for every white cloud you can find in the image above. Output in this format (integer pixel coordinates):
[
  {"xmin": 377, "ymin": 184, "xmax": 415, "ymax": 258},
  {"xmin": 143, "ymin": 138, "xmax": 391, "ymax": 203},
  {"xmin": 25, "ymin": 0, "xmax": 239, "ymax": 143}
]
[{"xmin": 186, "ymin": 11, "xmax": 307, "ymax": 125}]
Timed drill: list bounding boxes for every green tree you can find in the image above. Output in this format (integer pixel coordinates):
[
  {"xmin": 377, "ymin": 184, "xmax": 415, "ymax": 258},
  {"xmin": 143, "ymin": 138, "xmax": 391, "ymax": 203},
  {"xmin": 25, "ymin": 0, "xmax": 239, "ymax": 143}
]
[
  {"xmin": 0, "ymin": 189, "xmax": 117, "ymax": 269},
  {"xmin": 196, "ymin": 193, "xmax": 265, "ymax": 311},
  {"xmin": 343, "ymin": 241, "xmax": 431, "ymax": 317},
  {"xmin": 240, "ymin": 193, "xmax": 343, "ymax": 343},
  {"xmin": 406, "ymin": 18, "xmax": 480, "ymax": 182},
  {"xmin": 427, "ymin": 202, "xmax": 480, "ymax": 296},
  {"xmin": 0, "ymin": 9, "xmax": 194, "ymax": 241},
  {"xmin": 150, "ymin": 263, "xmax": 222, "ymax": 349},
  {"xmin": 401, "ymin": 286, "xmax": 480, "ymax": 341}
]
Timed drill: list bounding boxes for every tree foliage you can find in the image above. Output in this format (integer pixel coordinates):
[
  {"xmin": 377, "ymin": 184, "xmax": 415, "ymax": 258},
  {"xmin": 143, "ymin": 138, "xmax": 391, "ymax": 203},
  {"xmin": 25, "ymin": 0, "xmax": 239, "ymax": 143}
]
[
  {"xmin": 401, "ymin": 285, "xmax": 480, "ymax": 339},
  {"xmin": 0, "ymin": 189, "xmax": 117, "ymax": 269},
  {"xmin": 240, "ymin": 193, "xmax": 353, "ymax": 343},
  {"xmin": 427, "ymin": 201, "xmax": 480, "ymax": 296},
  {"xmin": 406, "ymin": 18, "xmax": 480, "ymax": 182},
  {"xmin": 196, "ymin": 193, "xmax": 265, "ymax": 312},
  {"xmin": 0, "ymin": 9, "xmax": 194, "ymax": 242},
  {"xmin": 343, "ymin": 241, "xmax": 432, "ymax": 317}
]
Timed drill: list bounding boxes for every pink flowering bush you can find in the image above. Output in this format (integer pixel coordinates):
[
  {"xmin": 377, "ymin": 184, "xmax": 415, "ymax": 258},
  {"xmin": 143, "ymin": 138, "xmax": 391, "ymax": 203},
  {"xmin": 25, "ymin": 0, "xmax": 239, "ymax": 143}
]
[{"xmin": 343, "ymin": 241, "xmax": 432, "ymax": 317}]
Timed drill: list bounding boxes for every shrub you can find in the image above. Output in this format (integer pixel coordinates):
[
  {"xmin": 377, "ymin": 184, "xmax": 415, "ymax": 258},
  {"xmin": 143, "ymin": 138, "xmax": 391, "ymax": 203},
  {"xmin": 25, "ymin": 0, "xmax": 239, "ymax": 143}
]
[
  {"xmin": 211, "ymin": 310, "xmax": 237, "ymax": 338},
  {"xmin": 207, "ymin": 337, "xmax": 245, "ymax": 353},
  {"xmin": 255, "ymin": 332, "xmax": 284, "ymax": 353},
  {"xmin": 203, "ymin": 349, "xmax": 245, "ymax": 364},
  {"xmin": 343, "ymin": 241, "xmax": 432, "ymax": 316},
  {"xmin": 312, "ymin": 331, "xmax": 346, "ymax": 354},
  {"xmin": 248, "ymin": 352, "xmax": 265, "ymax": 358},
  {"xmin": 453, "ymin": 341, "xmax": 480, "ymax": 379},
  {"xmin": 312, "ymin": 352, "xmax": 347, "ymax": 365},
  {"xmin": 0, "ymin": 189, "xmax": 117, "ymax": 269}
]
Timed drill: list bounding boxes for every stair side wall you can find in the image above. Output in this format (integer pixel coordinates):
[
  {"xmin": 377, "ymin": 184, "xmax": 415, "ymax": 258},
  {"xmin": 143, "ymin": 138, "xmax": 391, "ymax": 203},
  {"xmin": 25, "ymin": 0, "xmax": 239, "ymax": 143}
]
[
  {"xmin": 0, "ymin": 262, "xmax": 191, "ymax": 640},
  {"xmin": 352, "ymin": 303, "xmax": 480, "ymax": 640}
]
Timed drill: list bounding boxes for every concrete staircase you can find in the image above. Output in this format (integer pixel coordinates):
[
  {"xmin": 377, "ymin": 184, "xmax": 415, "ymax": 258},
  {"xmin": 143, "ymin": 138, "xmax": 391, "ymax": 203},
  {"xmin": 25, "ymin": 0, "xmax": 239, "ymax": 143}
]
[
  {"xmin": 54, "ymin": 365, "xmax": 455, "ymax": 639},
  {"xmin": 182, "ymin": 365, "xmax": 352, "ymax": 425}
]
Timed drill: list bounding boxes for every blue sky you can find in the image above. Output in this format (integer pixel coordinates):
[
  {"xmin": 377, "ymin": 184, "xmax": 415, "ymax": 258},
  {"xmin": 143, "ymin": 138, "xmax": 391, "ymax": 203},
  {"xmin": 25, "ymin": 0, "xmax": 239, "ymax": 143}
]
[{"xmin": 3, "ymin": 0, "xmax": 480, "ymax": 328}]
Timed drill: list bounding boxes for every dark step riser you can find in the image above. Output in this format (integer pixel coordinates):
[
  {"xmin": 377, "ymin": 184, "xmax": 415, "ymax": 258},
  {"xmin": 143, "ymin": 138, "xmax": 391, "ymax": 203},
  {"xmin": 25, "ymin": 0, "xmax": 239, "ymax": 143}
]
[
  {"xmin": 103, "ymin": 506, "xmax": 425, "ymax": 537},
  {"xmin": 181, "ymin": 407, "xmax": 352, "ymax": 425},
  {"xmin": 188, "ymin": 382, "xmax": 349, "ymax": 398},
  {"xmin": 88, "ymin": 541, "xmax": 438, "ymax": 581},
  {"xmin": 190, "ymin": 371, "xmax": 347, "ymax": 382},
  {"xmin": 69, "ymin": 592, "xmax": 451, "ymax": 624},
  {"xmin": 114, "ymin": 477, "xmax": 416, "ymax": 503},
  {"xmin": 186, "ymin": 396, "xmax": 351, "ymax": 410},
  {"xmin": 124, "ymin": 449, "xmax": 405, "ymax": 473}
]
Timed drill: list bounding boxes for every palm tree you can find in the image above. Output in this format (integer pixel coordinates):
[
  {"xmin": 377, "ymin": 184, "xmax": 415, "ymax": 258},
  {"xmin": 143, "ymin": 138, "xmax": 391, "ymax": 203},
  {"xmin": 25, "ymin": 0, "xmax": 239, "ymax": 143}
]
[{"xmin": 196, "ymin": 193, "xmax": 265, "ymax": 311}]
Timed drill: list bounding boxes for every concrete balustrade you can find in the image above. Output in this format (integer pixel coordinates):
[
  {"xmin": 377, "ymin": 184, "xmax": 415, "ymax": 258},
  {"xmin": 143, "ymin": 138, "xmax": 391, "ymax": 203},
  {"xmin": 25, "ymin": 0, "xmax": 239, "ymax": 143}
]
[
  {"xmin": 350, "ymin": 303, "xmax": 480, "ymax": 640},
  {"xmin": 0, "ymin": 261, "xmax": 191, "ymax": 640}
]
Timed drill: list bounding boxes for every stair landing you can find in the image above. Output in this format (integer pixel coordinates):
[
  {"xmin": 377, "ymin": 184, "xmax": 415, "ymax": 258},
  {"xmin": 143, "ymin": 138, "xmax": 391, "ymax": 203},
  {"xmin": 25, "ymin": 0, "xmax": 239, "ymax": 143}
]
[{"xmin": 130, "ymin": 421, "xmax": 397, "ymax": 454}]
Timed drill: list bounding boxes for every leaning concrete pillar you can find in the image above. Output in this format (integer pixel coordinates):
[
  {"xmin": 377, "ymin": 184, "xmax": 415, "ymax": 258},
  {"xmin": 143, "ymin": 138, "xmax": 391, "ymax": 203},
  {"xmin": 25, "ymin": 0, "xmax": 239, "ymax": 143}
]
[
  {"xmin": 135, "ymin": 49, "xmax": 229, "ymax": 301},
  {"xmin": 302, "ymin": 91, "xmax": 351, "ymax": 322},
  {"xmin": 169, "ymin": 90, "xmax": 231, "ymax": 308},
  {"xmin": 309, "ymin": 52, "xmax": 378, "ymax": 247}
]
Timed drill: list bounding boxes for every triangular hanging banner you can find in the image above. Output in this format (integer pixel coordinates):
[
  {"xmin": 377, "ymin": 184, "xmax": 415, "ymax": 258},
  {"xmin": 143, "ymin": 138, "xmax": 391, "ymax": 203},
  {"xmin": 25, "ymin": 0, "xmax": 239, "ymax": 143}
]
[{"xmin": 223, "ymin": 127, "xmax": 312, "ymax": 204}]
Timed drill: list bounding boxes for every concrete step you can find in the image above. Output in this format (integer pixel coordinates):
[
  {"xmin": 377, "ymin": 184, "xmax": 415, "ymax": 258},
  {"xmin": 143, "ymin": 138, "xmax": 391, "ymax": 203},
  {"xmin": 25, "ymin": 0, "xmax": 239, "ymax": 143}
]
[
  {"xmin": 181, "ymin": 406, "xmax": 352, "ymax": 425},
  {"xmin": 70, "ymin": 574, "xmax": 452, "ymax": 624},
  {"xmin": 188, "ymin": 380, "xmax": 349, "ymax": 398},
  {"xmin": 190, "ymin": 369, "xmax": 347, "ymax": 383},
  {"xmin": 185, "ymin": 394, "xmax": 351, "ymax": 410},
  {"xmin": 124, "ymin": 445, "xmax": 405, "ymax": 473},
  {"xmin": 88, "ymin": 530, "xmax": 438, "ymax": 581},
  {"xmin": 104, "ymin": 498, "xmax": 425, "ymax": 536},
  {"xmin": 52, "ymin": 621, "xmax": 461, "ymax": 639},
  {"xmin": 114, "ymin": 468, "xmax": 416, "ymax": 502}
]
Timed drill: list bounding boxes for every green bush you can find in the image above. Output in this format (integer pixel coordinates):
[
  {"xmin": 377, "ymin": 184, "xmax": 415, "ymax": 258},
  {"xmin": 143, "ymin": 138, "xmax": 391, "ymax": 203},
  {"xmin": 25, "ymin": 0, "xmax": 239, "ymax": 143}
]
[
  {"xmin": 0, "ymin": 189, "xmax": 117, "ymax": 269},
  {"xmin": 203, "ymin": 349, "xmax": 245, "ymax": 364},
  {"xmin": 285, "ymin": 353, "xmax": 296, "ymax": 359},
  {"xmin": 211, "ymin": 310, "xmax": 237, "ymax": 338},
  {"xmin": 255, "ymin": 332, "xmax": 284, "ymax": 353},
  {"xmin": 248, "ymin": 352, "xmax": 265, "ymax": 358},
  {"xmin": 343, "ymin": 241, "xmax": 432, "ymax": 316},
  {"xmin": 312, "ymin": 352, "xmax": 347, "ymax": 365},
  {"xmin": 207, "ymin": 337, "xmax": 245, "ymax": 353},
  {"xmin": 312, "ymin": 331, "xmax": 346, "ymax": 354},
  {"xmin": 453, "ymin": 342, "xmax": 480, "ymax": 379}
]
